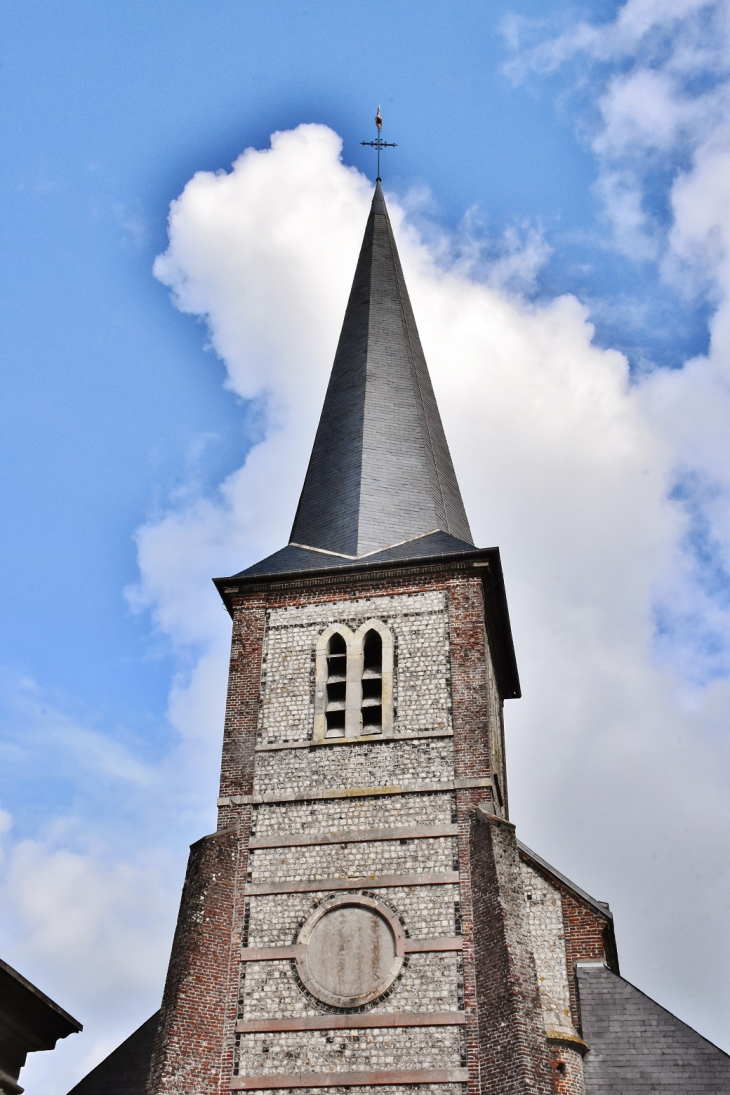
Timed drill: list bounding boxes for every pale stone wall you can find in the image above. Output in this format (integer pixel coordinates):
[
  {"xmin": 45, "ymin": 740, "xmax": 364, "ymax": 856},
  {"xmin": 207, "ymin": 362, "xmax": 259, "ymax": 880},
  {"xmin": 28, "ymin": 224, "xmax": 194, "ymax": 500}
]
[
  {"xmin": 258, "ymin": 591, "xmax": 451, "ymax": 746},
  {"xmin": 245, "ymin": 885, "xmax": 460, "ymax": 948},
  {"xmin": 252, "ymin": 791, "xmax": 455, "ymax": 836},
  {"xmin": 238, "ymin": 589, "xmax": 465, "ymax": 1090},
  {"xmin": 236, "ymin": 1025, "xmax": 464, "ymax": 1075},
  {"xmin": 248, "ymin": 836, "xmax": 458, "ymax": 884},
  {"xmin": 240, "ymin": 953, "xmax": 463, "ymax": 1021},
  {"xmin": 520, "ymin": 861, "xmax": 575, "ymax": 1036},
  {"xmin": 246, "ymin": 1085, "xmax": 464, "ymax": 1095},
  {"xmin": 253, "ymin": 739, "xmax": 454, "ymax": 797}
]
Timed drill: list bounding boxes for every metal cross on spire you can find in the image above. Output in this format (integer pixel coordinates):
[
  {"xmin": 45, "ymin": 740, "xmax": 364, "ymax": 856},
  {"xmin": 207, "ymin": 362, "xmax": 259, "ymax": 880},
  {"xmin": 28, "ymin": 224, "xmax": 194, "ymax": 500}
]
[{"xmin": 361, "ymin": 106, "xmax": 397, "ymax": 181}]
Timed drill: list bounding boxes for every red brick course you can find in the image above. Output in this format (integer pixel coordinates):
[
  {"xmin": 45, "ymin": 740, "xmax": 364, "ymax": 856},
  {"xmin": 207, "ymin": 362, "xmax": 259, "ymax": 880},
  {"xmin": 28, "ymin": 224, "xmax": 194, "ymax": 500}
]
[
  {"xmin": 547, "ymin": 1045, "xmax": 585, "ymax": 1095},
  {"xmin": 217, "ymin": 600, "xmax": 267, "ymax": 829},
  {"xmin": 447, "ymin": 576, "xmax": 494, "ymax": 1095},
  {"xmin": 470, "ymin": 809, "xmax": 553, "ymax": 1095},
  {"xmin": 146, "ymin": 826, "xmax": 241, "ymax": 1095},
  {"xmin": 147, "ymin": 597, "xmax": 265, "ymax": 1093},
  {"xmin": 447, "ymin": 577, "xmax": 493, "ymax": 789}
]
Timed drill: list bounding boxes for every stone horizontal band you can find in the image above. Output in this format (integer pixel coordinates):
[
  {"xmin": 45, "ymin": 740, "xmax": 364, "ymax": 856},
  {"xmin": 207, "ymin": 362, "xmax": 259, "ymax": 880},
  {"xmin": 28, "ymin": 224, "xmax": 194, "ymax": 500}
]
[
  {"xmin": 248, "ymin": 823, "xmax": 458, "ymax": 849},
  {"xmin": 240, "ymin": 936, "xmax": 463, "ymax": 960},
  {"xmin": 229, "ymin": 1068, "xmax": 470, "ymax": 1090},
  {"xmin": 245, "ymin": 871, "xmax": 460, "ymax": 896},
  {"xmin": 218, "ymin": 776, "xmax": 492, "ymax": 807},
  {"xmin": 255, "ymin": 729, "xmax": 454, "ymax": 752},
  {"xmin": 234, "ymin": 1011, "xmax": 466, "ymax": 1033}
]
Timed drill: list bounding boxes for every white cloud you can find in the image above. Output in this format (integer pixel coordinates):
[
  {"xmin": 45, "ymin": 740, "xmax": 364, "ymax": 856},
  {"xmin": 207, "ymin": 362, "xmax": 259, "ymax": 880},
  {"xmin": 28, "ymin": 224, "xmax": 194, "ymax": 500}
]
[
  {"xmin": 505, "ymin": 0, "xmax": 730, "ymax": 685},
  {"xmin": 0, "ymin": 668, "xmax": 153, "ymax": 789},
  {"xmin": 506, "ymin": 1, "xmax": 730, "ymax": 277},
  {"xmin": 499, "ymin": 0, "xmax": 730, "ymax": 1042},
  {"xmin": 505, "ymin": 0, "xmax": 723, "ymax": 76},
  {"xmin": 123, "ymin": 121, "xmax": 730, "ymax": 1053},
  {"xmin": 0, "ymin": 668, "xmax": 209, "ymax": 1094},
  {"xmin": 0, "ymin": 793, "xmax": 179, "ymax": 1095},
  {"xmin": 502, "ymin": 3, "xmax": 730, "ymax": 1032},
  {"xmin": 14, "ymin": 98, "xmax": 730, "ymax": 1090}
]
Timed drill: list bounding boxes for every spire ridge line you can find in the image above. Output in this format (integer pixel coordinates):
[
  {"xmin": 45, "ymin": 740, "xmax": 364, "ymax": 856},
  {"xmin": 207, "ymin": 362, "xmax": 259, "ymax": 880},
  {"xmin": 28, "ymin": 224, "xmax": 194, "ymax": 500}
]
[{"xmin": 289, "ymin": 179, "xmax": 473, "ymax": 559}]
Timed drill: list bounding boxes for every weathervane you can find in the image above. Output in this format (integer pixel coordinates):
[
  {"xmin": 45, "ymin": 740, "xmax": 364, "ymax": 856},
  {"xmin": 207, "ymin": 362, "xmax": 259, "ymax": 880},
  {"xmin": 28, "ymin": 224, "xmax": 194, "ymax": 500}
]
[{"xmin": 361, "ymin": 106, "xmax": 397, "ymax": 181}]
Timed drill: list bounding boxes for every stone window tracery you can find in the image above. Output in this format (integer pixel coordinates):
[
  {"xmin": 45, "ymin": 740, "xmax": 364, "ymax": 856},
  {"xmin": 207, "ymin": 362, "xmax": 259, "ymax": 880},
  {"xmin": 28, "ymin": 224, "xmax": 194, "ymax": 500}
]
[{"xmin": 313, "ymin": 620, "xmax": 394, "ymax": 742}]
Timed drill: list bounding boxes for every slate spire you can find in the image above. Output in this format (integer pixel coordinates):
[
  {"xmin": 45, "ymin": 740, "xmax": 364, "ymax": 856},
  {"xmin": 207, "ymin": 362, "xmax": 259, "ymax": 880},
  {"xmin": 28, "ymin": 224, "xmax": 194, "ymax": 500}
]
[{"xmin": 290, "ymin": 182, "xmax": 473, "ymax": 558}]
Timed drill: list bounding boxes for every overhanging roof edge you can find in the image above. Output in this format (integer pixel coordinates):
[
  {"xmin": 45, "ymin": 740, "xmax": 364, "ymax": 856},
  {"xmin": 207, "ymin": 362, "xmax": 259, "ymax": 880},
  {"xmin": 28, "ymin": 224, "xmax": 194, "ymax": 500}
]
[
  {"xmin": 0, "ymin": 957, "xmax": 82, "ymax": 1033},
  {"xmin": 213, "ymin": 544, "xmax": 520, "ymax": 699}
]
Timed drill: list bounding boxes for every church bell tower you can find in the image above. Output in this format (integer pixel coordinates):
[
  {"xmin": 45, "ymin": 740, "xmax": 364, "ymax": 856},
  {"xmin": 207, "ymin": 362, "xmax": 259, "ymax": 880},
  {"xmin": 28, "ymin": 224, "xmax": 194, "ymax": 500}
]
[{"xmin": 145, "ymin": 181, "xmax": 612, "ymax": 1095}]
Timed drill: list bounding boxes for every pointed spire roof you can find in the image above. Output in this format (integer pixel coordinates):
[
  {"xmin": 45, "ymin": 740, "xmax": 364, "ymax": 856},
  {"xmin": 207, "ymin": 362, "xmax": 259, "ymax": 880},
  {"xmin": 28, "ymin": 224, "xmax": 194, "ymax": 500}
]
[{"xmin": 289, "ymin": 182, "xmax": 473, "ymax": 559}]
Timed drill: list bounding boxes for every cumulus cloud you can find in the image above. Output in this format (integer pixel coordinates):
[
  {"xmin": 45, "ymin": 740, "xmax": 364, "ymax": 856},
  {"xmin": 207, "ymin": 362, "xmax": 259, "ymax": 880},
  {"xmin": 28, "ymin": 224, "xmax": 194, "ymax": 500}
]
[
  {"xmin": 2, "ymin": 836, "xmax": 170, "ymax": 996},
  {"xmin": 14, "ymin": 79, "xmax": 730, "ymax": 1087},
  {"xmin": 0, "ymin": 669, "xmax": 186, "ymax": 1094},
  {"xmin": 506, "ymin": 0, "xmax": 730, "ymax": 273},
  {"xmin": 120, "ymin": 117, "xmax": 730, "ymax": 1055},
  {"xmin": 503, "ymin": 0, "xmax": 730, "ymax": 679},
  {"xmin": 0, "ymin": 818, "xmax": 176, "ymax": 1092},
  {"xmin": 498, "ymin": 0, "xmax": 730, "ymax": 1040}
]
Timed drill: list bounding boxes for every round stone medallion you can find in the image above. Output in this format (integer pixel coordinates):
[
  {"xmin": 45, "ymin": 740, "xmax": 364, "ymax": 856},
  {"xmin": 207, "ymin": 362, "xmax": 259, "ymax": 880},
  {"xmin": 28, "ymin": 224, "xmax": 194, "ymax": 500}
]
[{"xmin": 296, "ymin": 895, "xmax": 405, "ymax": 1008}]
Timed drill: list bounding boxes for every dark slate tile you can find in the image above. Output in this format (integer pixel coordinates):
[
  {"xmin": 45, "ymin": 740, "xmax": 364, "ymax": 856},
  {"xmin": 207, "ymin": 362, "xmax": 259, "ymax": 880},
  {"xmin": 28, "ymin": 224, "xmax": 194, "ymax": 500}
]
[
  {"xmin": 235, "ymin": 531, "xmax": 478, "ymax": 578},
  {"xmin": 66, "ymin": 1012, "xmax": 158, "ymax": 1095},
  {"xmin": 578, "ymin": 965, "xmax": 730, "ymax": 1093},
  {"xmin": 289, "ymin": 181, "xmax": 473, "ymax": 559}
]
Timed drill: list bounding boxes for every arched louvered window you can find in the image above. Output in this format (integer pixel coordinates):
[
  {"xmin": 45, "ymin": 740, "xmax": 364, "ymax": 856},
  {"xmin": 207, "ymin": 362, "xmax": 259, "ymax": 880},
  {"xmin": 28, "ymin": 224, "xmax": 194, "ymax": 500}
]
[
  {"xmin": 325, "ymin": 632, "xmax": 347, "ymax": 737},
  {"xmin": 361, "ymin": 629, "xmax": 383, "ymax": 734},
  {"xmin": 313, "ymin": 621, "xmax": 394, "ymax": 742}
]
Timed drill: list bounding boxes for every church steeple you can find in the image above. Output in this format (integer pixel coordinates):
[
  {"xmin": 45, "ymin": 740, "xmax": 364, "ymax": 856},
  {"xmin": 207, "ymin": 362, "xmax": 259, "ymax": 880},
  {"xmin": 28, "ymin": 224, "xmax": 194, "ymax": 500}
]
[{"xmin": 289, "ymin": 181, "xmax": 473, "ymax": 559}]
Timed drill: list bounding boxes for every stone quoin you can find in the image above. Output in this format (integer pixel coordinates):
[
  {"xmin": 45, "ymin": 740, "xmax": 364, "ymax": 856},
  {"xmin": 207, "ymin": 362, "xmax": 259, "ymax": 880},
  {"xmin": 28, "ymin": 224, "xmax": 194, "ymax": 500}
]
[{"xmin": 67, "ymin": 180, "xmax": 730, "ymax": 1095}]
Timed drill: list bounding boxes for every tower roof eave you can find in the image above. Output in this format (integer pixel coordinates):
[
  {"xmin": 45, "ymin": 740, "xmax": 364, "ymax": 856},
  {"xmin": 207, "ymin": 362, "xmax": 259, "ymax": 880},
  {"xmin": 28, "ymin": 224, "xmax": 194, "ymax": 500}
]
[{"xmin": 213, "ymin": 539, "xmax": 521, "ymax": 701}]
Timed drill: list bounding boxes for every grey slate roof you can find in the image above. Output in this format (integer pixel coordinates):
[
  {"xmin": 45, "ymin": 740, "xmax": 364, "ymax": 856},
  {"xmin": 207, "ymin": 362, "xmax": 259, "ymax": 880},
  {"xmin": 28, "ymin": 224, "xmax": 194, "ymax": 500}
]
[
  {"xmin": 578, "ymin": 964, "xmax": 730, "ymax": 1093},
  {"xmin": 238, "ymin": 530, "xmax": 476, "ymax": 577},
  {"xmin": 222, "ymin": 533, "xmax": 522, "ymax": 701},
  {"xmin": 66, "ymin": 1012, "xmax": 158, "ymax": 1095},
  {"xmin": 288, "ymin": 181, "xmax": 473, "ymax": 558}
]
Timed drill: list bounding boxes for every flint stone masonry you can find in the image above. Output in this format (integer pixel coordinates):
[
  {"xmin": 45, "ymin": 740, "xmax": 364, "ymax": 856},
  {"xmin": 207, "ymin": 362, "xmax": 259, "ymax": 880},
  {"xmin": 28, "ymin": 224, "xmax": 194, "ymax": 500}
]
[
  {"xmin": 249, "ymin": 837, "xmax": 458, "ymax": 884},
  {"xmin": 252, "ymin": 793, "xmax": 455, "ymax": 837},
  {"xmin": 235, "ymin": 577, "xmax": 490, "ymax": 1095},
  {"xmin": 258, "ymin": 592, "xmax": 451, "ymax": 746},
  {"xmin": 240, "ymin": 955, "xmax": 463, "ymax": 1020},
  {"xmin": 235, "ymin": 1026, "xmax": 463, "ymax": 1076},
  {"xmin": 470, "ymin": 809, "xmax": 553, "ymax": 1095},
  {"xmin": 253, "ymin": 740, "xmax": 454, "ymax": 798},
  {"xmin": 520, "ymin": 862, "xmax": 574, "ymax": 1037},
  {"xmin": 245, "ymin": 886, "xmax": 459, "ymax": 948}
]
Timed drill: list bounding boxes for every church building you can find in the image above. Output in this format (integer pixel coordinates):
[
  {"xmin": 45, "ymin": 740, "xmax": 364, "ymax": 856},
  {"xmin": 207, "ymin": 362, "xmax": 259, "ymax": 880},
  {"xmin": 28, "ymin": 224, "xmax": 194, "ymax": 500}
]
[{"xmin": 69, "ymin": 179, "xmax": 730, "ymax": 1095}]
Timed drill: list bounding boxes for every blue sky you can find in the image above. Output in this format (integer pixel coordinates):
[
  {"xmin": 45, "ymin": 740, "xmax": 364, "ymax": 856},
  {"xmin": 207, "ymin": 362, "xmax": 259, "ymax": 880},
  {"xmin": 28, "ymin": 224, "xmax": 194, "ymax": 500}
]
[
  {"xmin": 2, "ymin": 1, "xmax": 730, "ymax": 1090},
  {"xmin": 0, "ymin": 0, "xmax": 709, "ymax": 749}
]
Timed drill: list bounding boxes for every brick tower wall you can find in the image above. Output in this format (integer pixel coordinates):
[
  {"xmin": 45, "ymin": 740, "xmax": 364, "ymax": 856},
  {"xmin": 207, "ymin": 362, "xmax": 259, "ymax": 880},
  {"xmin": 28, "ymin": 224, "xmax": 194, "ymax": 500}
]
[{"xmin": 147, "ymin": 560, "xmax": 578, "ymax": 1095}]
